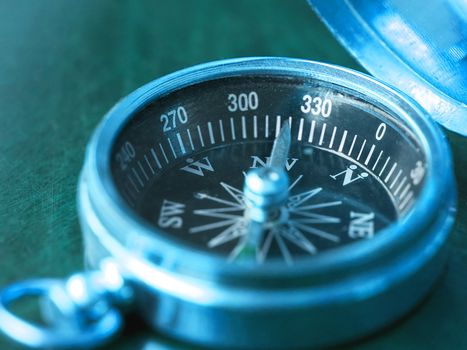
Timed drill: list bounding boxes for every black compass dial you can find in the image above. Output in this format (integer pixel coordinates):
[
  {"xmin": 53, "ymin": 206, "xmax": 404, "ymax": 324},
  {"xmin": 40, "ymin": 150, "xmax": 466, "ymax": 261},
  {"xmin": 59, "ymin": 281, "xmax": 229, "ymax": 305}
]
[{"xmin": 110, "ymin": 75, "xmax": 427, "ymax": 262}]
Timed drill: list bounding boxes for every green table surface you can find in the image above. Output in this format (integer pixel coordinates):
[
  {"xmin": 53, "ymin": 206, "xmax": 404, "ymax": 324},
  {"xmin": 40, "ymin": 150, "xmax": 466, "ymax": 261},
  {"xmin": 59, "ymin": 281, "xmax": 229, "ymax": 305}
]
[{"xmin": 0, "ymin": 1, "xmax": 466, "ymax": 349}]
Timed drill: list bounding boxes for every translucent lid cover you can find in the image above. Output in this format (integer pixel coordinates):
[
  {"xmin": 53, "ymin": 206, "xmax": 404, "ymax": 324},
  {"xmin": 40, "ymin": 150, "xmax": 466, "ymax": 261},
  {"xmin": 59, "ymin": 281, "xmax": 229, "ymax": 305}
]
[{"xmin": 309, "ymin": 0, "xmax": 467, "ymax": 136}]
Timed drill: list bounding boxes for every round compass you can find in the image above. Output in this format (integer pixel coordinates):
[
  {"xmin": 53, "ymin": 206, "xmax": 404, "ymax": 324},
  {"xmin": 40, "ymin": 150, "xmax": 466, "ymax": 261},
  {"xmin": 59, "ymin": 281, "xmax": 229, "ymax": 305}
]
[{"xmin": 0, "ymin": 58, "xmax": 456, "ymax": 349}]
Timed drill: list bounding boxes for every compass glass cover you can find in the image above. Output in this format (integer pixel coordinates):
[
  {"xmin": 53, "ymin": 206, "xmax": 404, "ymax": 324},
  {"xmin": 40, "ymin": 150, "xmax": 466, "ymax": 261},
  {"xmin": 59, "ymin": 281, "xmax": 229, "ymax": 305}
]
[{"xmin": 110, "ymin": 75, "xmax": 427, "ymax": 262}]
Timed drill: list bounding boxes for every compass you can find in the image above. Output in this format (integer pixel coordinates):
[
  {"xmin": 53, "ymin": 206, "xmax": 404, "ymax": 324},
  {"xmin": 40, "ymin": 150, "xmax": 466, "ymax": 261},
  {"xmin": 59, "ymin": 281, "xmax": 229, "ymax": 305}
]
[{"xmin": 0, "ymin": 58, "xmax": 456, "ymax": 349}]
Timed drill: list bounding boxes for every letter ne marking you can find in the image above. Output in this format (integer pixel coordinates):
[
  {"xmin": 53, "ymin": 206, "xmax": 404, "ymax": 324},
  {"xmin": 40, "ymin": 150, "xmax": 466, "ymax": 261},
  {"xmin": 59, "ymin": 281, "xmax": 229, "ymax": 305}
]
[{"xmin": 348, "ymin": 211, "xmax": 375, "ymax": 239}]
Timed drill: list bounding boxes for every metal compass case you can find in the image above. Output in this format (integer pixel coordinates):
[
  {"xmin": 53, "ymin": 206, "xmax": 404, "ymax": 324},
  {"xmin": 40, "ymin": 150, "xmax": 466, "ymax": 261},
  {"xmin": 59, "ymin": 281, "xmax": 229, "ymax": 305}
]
[{"xmin": 0, "ymin": 1, "xmax": 462, "ymax": 349}]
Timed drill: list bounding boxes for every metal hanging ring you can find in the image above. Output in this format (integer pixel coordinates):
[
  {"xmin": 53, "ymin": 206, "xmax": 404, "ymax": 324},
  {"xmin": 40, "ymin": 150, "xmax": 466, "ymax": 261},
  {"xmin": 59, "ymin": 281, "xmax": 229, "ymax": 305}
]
[{"xmin": 0, "ymin": 279, "xmax": 122, "ymax": 349}]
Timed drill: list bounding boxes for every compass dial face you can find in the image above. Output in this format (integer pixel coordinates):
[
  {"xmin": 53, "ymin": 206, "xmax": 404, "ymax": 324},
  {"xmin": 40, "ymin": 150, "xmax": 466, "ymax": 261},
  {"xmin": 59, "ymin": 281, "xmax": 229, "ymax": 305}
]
[{"xmin": 110, "ymin": 76, "xmax": 427, "ymax": 263}]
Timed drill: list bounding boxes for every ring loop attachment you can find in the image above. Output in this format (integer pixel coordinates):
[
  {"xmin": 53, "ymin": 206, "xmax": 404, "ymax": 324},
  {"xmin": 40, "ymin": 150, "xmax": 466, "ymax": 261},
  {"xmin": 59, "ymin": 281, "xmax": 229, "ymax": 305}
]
[{"xmin": 0, "ymin": 260, "xmax": 132, "ymax": 349}]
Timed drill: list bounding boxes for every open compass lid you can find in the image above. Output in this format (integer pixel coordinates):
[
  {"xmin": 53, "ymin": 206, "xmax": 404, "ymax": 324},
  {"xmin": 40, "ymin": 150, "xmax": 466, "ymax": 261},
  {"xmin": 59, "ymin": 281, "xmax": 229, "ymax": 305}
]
[{"xmin": 308, "ymin": 0, "xmax": 467, "ymax": 136}]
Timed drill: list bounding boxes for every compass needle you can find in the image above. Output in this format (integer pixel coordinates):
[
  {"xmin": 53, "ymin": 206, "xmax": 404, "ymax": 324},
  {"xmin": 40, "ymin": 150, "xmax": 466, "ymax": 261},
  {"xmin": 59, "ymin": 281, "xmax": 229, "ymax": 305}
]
[
  {"xmin": 270, "ymin": 122, "xmax": 292, "ymax": 170},
  {"xmin": 236, "ymin": 121, "xmax": 294, "ymax": 260}
]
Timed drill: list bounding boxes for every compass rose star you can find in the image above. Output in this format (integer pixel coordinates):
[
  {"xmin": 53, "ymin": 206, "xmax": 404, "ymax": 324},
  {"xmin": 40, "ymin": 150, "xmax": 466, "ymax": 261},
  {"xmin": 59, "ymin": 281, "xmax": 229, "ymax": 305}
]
[{"xmin": 190, "ymin": 179, "xmax": 342, "ymax": 264}]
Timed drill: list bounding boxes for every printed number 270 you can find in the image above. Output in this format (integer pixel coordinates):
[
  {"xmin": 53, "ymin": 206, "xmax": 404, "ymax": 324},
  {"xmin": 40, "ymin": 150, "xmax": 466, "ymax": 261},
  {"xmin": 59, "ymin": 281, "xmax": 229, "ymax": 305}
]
[{"xmin": 160, "ymin": 106, "xmax": 188, "ymax": 132}]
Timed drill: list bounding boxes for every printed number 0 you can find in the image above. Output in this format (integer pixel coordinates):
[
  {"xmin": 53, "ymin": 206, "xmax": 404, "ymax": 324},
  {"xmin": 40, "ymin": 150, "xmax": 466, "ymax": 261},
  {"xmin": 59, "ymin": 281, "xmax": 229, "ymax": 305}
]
[{"xmin": 375, "ymin": 123, "xmax": 386, "ymax": 140}]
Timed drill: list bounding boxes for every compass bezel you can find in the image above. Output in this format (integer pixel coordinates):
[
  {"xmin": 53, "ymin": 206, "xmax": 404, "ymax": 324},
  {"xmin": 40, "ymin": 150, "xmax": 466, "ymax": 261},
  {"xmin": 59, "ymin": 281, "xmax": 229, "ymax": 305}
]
[{"xmin": 79, "ymin": 57, "xmax": 455, "ymax": 285}]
